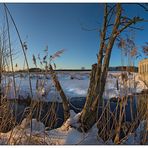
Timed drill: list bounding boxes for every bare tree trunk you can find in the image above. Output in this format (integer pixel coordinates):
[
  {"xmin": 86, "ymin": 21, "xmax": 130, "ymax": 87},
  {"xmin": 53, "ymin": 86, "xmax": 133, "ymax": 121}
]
[
  {"xmin": 80, "ymin": 4, "xmax": 122, "ymax": 132},
  {"xmin": 80, "ymin": 64, "xmax": 97, "ymax": 131},
  {"xmin": 80, "ymin": 4, "xmax": 108, "ymax": 131},
  {"xmin": 49, "ymin": 64, "xmax": 70, "ymax": 121},
  {"xmin": 80, "ymin": 3, "xmax": 143, "ymax": 132}
]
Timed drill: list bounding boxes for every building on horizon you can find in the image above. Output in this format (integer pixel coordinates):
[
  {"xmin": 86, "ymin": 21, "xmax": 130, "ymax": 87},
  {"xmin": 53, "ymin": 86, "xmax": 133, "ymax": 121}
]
[{"xmin": 138, "ymin": 58, "xmax": 148, "ymax": 86}]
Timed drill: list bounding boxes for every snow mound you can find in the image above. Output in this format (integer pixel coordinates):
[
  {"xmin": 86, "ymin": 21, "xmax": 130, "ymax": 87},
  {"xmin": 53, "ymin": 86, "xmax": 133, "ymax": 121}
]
[
  {"xmin": 20, "ymin": 118, "xmax": 45, "ymax": 133},
  {"xmin": 122, "ymin": 120, "xmax": 148, "ymax": 144},
  {"xmin": 47, "ymin": 110, "xmax": 113, "ymax": 145},
  {"xmin": 134, "ymin": 75, "xmax": 147, "ymax": 93},
  {"xmin": 64, "ymin": 110, "xmax": 81, "ymax": 129},
  {"xmin": 0, "ymin": 118, "xmax": 46, "ymax": 145}
]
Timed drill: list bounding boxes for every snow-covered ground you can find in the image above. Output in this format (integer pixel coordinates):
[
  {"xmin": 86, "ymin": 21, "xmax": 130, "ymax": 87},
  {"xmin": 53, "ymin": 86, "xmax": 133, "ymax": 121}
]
[
  {"xmin": 1, "ymin": 71, "xmax": 147, "ymax": 102},
  {"xmin": 0, "ymin": 110, "xmax": 147, "ymax": 145},
  {"xmin": 0, "ymin": 71, "xmax": 147, "ymax": 145}
]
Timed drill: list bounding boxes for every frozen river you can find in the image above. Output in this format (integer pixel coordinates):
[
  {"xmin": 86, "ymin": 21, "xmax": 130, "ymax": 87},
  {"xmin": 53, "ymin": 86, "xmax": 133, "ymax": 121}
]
[{"xmin": 1, "ymin": 71, "xmax": 147, "ymax": 102}]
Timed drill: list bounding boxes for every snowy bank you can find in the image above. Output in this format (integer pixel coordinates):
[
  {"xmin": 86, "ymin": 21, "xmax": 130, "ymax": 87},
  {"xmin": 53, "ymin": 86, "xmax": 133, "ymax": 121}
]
[
  {"xmin": 0, "ymin": 110, "xmax": 147, "ymax": 145},
  {"xmin": 2, "ymin": 71, "xmax": 148, "ymax": 102}
]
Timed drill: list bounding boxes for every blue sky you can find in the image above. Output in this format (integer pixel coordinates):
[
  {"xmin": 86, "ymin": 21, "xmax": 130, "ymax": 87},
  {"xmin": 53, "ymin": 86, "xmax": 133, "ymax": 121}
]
[{"xmin": 0, "ymin": 3, "xmax": 148, "ymax": 69}]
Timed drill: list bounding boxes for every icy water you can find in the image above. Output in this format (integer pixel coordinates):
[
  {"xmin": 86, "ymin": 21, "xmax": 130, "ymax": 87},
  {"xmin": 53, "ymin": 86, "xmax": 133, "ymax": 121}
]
[
  {"xmin": 9, "ymin": 96, "xmax": 139, "ymax": 129},
  {"xmin": 10, "ymin": 97, "xmax": 86, "ymax": 129}
]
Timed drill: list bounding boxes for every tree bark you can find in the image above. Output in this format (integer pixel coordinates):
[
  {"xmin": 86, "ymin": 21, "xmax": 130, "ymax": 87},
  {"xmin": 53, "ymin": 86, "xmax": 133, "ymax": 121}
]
[{"xmin": 80, "ymin": 64, "xmax": 97, "ymax": 131}]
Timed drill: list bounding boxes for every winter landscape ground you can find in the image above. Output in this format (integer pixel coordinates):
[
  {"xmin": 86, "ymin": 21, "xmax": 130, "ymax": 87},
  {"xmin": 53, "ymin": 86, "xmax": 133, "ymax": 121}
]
[
  {"xmin": 0, "ymin": 71, "xmax": 148, "ymax": 145},
  {"xmin": 2, "ymin": 71, "xmax": 147, "ymax": 101}
]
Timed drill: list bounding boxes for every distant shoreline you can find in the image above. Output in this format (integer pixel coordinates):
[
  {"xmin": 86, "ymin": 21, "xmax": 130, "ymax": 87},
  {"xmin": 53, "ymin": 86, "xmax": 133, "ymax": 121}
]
[{"xmin": 4, "ymin": 66, "xmax": 138, "ymax": 73}]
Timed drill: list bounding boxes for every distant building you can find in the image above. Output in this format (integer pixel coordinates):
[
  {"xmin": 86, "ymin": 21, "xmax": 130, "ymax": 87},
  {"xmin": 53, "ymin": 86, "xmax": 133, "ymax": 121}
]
[{"xmin": 138, "ymin": 58, "xmax": 148, "ymax": 86}]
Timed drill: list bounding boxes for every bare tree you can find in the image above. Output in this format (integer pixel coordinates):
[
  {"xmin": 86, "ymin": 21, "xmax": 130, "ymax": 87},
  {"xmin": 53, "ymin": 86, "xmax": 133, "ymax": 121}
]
[{"xmin": 79, "ymin": 3, "xmax": 144, "ymax": 132}]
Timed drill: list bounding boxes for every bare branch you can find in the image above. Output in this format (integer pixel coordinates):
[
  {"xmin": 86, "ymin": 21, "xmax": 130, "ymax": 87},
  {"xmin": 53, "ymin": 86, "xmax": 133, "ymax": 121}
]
[
  {"xmin": 120, "ymin": 23, "xmax": 144, "ymax": 31},
  {"xmin": 107, "ymin": 5, "xmax": 116, "ymax": 27},
  {"xmin": 137, "ymin": 3, "xmax": 148, "ymax": 11},
  {"xmin": 118, "ymin": 17, "xmax": 144, "ymax": 34},
  {"xmin": 105, "ymin": 37, "xmax": 110, "ymax": 41},
  {"xmin": 107, "ymin": 23, "xmax": 114, "ymax": 27},
  {"xmin": 106, "ymin": 4, "xmax": 116, "ymax": 16}
]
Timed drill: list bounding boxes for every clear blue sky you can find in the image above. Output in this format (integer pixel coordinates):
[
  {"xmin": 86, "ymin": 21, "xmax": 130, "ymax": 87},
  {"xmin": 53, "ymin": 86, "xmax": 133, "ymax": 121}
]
[{"xmin": 0, "ymin": 3, "xmax": 147, "ymax": 69}]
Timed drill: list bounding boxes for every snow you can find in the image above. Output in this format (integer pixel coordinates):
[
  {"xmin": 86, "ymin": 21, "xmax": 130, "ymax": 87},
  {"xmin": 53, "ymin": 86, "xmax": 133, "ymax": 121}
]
[
  {"xmin": 20, "ymin": 118, "xmax": 45, "ymax": 133},
  {"xmin": 60, "ymin": 79, "xmax": 89, "ymax": 97},
  {"xmin": 64, "ymin": 110, "xmax": 81, "ymax": 129},
  {"xmin": 104, "ymin": 72, "xmax": 147, "ymax": 99},
  {"xmin": 122, "ymin": 120, "xmax": 148, "ymax": 144},
  {"xmin": 0, "ymin": 109, "xmax": 147, "ymax": 145},
  {"xmin": 1, "ymin": 71, "xmax": 148, "ymax": 102},
  {"xmin": 0, "ymin": 110, "xmax": 106, "ymax": 145},
  {"xmin": 0, "ymin": 118, "xmax": 46, "ymax": 145}
]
